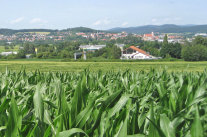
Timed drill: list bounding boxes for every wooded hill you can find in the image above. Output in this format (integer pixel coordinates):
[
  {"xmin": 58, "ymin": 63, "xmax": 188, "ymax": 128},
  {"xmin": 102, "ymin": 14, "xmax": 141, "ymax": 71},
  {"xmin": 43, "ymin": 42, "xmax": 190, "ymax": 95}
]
[
  {"xmin": 1, "ymin": 24, "xmax": 207, "ymax": 35},
  {"xmin": 109, "ymin": 24, "xmax": 207, "ymax": 34},
  {"xmin": 0, "ymin": 27, "xmax": 103, "ymax": 35}
]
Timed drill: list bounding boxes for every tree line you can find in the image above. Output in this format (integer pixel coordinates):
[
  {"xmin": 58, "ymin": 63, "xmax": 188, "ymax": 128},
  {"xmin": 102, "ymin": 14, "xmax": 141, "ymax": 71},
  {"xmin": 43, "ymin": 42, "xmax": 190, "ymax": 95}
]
[{"xmin": 1, "ymin": 35, "xmax": 207, "ymax": 61}]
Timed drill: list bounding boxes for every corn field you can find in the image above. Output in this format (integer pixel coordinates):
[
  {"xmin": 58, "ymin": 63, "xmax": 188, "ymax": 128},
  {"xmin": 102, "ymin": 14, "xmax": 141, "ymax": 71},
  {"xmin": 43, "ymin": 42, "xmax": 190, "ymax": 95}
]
[{"xmin": 0, "ymin": 69, "xmax": 207, "ymax": 137}]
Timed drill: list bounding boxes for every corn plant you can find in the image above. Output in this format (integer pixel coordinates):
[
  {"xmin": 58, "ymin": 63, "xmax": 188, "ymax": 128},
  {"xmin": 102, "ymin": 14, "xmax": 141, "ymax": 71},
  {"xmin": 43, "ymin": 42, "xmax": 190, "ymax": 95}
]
[{"xmin": 0, "ymin": 69, "xmax": 206, "ymax": 137}]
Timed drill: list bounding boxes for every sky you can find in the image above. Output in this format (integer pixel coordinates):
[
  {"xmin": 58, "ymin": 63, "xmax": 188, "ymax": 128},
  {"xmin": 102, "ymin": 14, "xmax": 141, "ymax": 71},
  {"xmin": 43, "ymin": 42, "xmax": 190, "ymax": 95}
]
[{"xmin": 0, "ymin": 0, "xmax": 207, "ymax": 30}]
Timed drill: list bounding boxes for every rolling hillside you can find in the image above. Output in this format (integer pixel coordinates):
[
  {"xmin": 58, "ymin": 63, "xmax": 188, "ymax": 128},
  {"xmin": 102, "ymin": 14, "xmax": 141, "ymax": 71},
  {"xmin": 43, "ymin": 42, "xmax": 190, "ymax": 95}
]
[
  {"xmin": 0, "ymin": 29, "xmax": 57, "ymax": 35},
  {"xmin": 109, "ymin": 24, "xmax": 207, "ymax": 34},
  {"xmin": 0, "ymin": 27, "xmax": 102, "ymax": 35},
  {"xmin": 1, "ymin": 25, "xmax": 207, "ymax": 35}
]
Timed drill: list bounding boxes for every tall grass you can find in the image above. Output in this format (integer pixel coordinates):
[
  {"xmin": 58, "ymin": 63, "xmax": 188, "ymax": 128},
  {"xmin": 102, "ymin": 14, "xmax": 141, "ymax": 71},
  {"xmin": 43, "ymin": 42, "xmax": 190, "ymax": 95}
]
[{"xmin": 0, "ymin": 69, "xmax": 206, "ymax": 136}]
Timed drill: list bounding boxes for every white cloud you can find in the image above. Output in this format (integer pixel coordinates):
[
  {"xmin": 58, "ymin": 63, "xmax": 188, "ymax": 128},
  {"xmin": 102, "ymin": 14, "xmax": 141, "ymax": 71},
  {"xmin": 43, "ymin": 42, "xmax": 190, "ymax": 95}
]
[
  {"xmin": 122, "ymin": 22, "xmax": 128, "ymax": 26},
  {"xmin": 10, "ymin": 17, "xmax": 24, "ymax": 24},
  {"xmin": 93, "ymin": 18, "xmax": 111, "ymax": 26},
  {"xmin": 151, "ymin": 18, "xmax": 157, "ymax": 22},
  {"xmin": 93, "ymin": 20, "xmax": 102, "ymax": 26},
  {"xmin": 103, "ymin": 18, "xmax": 111, "ymax": 25},
  {"xmin": 30, "ymin": 18, "xmax": 48, "ymax": 24}
]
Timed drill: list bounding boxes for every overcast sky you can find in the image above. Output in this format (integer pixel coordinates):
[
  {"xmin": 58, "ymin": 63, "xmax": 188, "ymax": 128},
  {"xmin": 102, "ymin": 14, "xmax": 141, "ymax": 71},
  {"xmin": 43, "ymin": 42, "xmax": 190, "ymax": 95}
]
[{"xmin": 0, "ymin": 0, "xmax": 206, "ymax": 30}]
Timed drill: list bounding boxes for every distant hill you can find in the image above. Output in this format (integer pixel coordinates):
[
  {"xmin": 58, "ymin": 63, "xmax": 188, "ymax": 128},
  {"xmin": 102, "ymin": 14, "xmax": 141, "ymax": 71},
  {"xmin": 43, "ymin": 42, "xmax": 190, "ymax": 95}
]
[
  {"xmin": 62, "ymin": 27, "xmax": 101, "ymax": 33},
  {"xmin": 0, "ymin": 27, "xmax": 103, "ymax": 35},
  {"xmin": 0, "ymin": 29, "xmax": 58, "ymax": 35},
  {"xmin": 108, "ymin": 24, "xmax": 207, "ymax": 34},
  {"xmin": 1, "ymin": 25, "xmax": 207, "ymax": 35}
]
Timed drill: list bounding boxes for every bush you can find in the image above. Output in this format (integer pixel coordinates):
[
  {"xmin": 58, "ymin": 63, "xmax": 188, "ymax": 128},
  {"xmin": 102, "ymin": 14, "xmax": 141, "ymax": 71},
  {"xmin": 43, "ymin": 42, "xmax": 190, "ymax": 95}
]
[
  {"xmin": 182, "ymin": 45, "xmax": 207, "ymax": 61},
  {"xmin": 16, "ymin": 49, "xmax": 26, "ymax": 58},
  {"xmin": 6, "ymin": 55, "xmax": 17, "ymax": 59},
  {"xmin": 36, "ymin": 53, "xmax": 44, "ymax": 58}
]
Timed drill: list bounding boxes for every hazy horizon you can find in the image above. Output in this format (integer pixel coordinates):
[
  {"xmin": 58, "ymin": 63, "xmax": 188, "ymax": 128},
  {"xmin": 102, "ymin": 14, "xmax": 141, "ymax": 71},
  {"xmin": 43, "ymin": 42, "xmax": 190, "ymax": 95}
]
[
  {"xmin": 1, "ymin": 0, "xmax": 206, "ymax": 30},
  {"xmin": 1, "ymin": 24, "xmax": 207, "ymax": 31}
]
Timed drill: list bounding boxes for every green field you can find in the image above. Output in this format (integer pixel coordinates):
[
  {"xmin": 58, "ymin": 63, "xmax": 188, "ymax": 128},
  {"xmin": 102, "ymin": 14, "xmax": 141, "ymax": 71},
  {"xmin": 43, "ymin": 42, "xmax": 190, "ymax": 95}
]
[
  {"xmin": 28, "ymin": 32, "xmax": 51, "ymax": 34},
  {"xmin": 0, "ymin": 60, "xmax": 206, "ymax": 72},
  {"xmin": 0, "ymin": 69, "xmax": 206, "ymax": 136}
]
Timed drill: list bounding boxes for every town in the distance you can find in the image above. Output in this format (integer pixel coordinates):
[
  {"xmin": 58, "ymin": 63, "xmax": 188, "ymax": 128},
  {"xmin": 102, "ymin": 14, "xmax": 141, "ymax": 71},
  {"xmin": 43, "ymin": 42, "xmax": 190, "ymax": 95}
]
[{"xmin": 0, "ymin": 24, "xmax": 207, "ymax": 61}]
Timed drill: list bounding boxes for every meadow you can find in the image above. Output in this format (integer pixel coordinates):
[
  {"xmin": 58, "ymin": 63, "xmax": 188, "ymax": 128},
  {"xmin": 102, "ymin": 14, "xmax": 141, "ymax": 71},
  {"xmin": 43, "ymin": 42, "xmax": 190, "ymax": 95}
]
[
  {"xmin": 0, "ymin": 69, "xmax": 206, "ymax": 136},
  {"xmin": 0, "ymin": 60, "xmax": 207, "ymax": 72},
  {"xmin": 28, "ymin": 32, "xmax": 51, "ymax": 34}
]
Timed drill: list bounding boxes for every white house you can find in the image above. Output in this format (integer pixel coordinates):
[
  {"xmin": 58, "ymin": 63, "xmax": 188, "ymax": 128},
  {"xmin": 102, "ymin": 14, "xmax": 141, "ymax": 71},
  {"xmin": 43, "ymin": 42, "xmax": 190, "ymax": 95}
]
[
  {"xmin": 0, "ymin": 51, "xmax": 17, "ymax": 56},
  {"xmin": 195, "ymin": 33, "xmax": 207, "ymax": 37},
  {"xmin": 121, "ymin": 46, "xmax": 158, "ymax": 60}
]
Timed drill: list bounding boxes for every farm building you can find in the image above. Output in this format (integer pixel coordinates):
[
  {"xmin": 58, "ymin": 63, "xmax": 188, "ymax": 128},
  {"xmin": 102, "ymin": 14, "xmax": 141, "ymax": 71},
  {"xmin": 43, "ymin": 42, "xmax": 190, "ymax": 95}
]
[
  {"xmin": 121, "ymin": 46, "xmax": 158, "ymax": 60},
  {"xmin": 79, "ymin": 45, "xmax": 106, "ymax": 51},
  {"xmin": 0, "ymin": 51, "xmax": 17, "ymax": 56}
]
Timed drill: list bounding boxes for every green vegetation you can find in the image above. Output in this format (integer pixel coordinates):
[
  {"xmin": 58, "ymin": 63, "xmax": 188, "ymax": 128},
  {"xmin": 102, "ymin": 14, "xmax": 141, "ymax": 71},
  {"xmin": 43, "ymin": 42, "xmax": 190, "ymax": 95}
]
[
  {"xmin": 0, "ymin": 69, "xmax": 206, "ymax": 136},
  {"xmin": 0, "ymin": 61, "xmax": 206, "ymax": 72},
  {"xmin": 0, "ymin": 27, "xmax": 102, "ymax": 35},
  {"xmin": 160, "ymin": 34, "xmax": 182, "ymax": 58},
  {"xmin": 0, "ymin": 29, "xmax": 57, "ymax": 35},
  {"xmin": 63, "ymin": 27, "xmax": 102, "ymax": 33},
  {"xmin": 0, "ymin": 45, "xmax": 19, "ymax": 53},
  {"xmin": 1, "ymin": 32, "xmax": 207, "ymax": 62},
  {"xmin": 182, "ymin": 36, "xmax": 207, "ymax": 61}
]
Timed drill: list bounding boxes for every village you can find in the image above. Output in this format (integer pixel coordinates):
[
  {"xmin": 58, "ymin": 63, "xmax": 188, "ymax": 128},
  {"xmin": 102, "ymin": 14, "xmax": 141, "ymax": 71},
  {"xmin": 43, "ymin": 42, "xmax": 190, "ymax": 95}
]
[
  {"xmin": 0, "ymin": 30, "xmax": 204, "ymax": 43},
  {"xmin": 0, "ymin": 29, "xmax": 207, "ymax": 60}
]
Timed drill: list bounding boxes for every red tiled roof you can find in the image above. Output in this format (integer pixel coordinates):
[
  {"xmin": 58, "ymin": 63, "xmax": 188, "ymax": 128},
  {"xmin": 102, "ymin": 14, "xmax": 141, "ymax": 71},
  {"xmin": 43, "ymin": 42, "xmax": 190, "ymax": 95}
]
[
  {"xmin": 168, "ymin": 36, "xmax": 175, "ymax": 39},
  {"xmin": 76, "ymin": 33, "xmax": 85, "ymax": 35},
  {"xmin": 144, "ymin": 34, "xmax": 153, "ymax": 37},
  {"xmin": 128, "ymin": 46, "xmax": 150, "ymax": 56}
]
